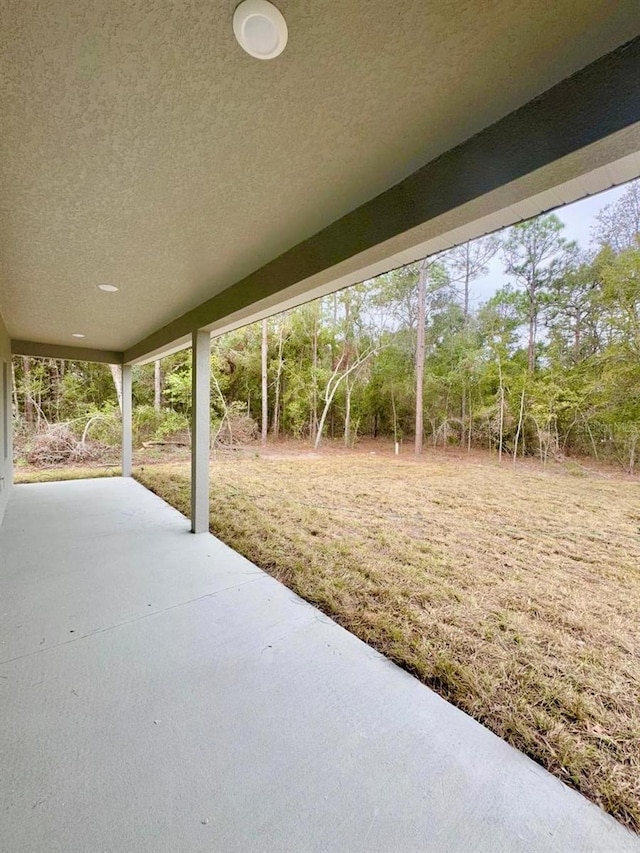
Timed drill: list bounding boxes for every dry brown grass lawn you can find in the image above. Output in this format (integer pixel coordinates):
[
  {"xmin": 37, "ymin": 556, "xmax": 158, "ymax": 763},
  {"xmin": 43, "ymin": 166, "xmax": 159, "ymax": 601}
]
[
  {"xmin": 87, "ymin": 450, "xmax": 640, "ymax": 829},
  {"xmin": 14, "ymin": 465, "xmax": 121, "ymax": 484}
]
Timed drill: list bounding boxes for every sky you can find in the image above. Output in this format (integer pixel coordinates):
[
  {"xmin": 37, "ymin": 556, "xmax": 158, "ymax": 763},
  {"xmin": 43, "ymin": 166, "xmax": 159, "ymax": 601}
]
[{"xmin": 471, "ymin": 182, "xmax": 628, "ymax": 305}]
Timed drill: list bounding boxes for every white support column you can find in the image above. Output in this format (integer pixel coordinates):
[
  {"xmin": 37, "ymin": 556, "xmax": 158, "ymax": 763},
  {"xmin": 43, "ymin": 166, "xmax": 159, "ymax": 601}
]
[
  {"xmin": 191, "ymin": 330, "xmax": 211, "ymax": 533},
  {"xmin": 121, "ymin": 364, "xmax": 133, "ymax": 477}
]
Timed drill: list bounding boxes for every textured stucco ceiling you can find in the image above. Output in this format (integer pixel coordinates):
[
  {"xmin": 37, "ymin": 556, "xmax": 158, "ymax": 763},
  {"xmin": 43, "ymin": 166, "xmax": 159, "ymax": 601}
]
[{"xmin": 1, "ymin": 0, "xmax": 639, "ymax": 351}]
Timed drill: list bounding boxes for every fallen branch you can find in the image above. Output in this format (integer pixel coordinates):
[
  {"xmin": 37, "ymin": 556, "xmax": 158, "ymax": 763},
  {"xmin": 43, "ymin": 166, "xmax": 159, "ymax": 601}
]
[{"xmin": 142, "ymin": 440, "xmax": 189, "ymax": 448}]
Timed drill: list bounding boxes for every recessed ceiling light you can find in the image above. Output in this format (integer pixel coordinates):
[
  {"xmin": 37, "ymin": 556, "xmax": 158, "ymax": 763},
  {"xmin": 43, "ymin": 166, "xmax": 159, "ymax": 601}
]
[
  {"xmin": 98, "ymin": 283, "xmax": 118, "ymax": 292},
  {"xmin": 233, "ymin": 0, "xmax": 288, "ymax": 60},
  {"xmin": 72, "ymin": 333, "xmax": 85, "ymax": 338}
]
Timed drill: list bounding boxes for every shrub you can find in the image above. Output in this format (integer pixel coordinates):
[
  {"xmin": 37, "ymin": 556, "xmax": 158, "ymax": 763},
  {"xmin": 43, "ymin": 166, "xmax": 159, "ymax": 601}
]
[
  {"xmin": 213, "ymin": 401, "xmax": 258, "ymax": 446},
  {"xmin": 23, "ymin": 423, "xmax": 108, "ymax": 467},
  {"xmin": 153, "ymin": 409, "xmax": 190, "ymax": 441},
  {"xmin": 79, "ymin": 404, "xmax": 121, "ymax": 446}
]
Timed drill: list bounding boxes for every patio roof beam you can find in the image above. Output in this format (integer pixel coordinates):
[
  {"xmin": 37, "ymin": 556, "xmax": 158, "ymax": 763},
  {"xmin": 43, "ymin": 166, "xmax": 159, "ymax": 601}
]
[{"xmin": 11, "ymin": 340, "xmax": 124, "ymax": 366}]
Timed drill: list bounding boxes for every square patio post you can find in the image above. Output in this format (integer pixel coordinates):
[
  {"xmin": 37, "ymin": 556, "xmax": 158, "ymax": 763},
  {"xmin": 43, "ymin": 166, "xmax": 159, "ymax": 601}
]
[
  {"xmin": 121, "ymin": 364, "xmax": 133, "ymax": 477},
  {"xmin": 191, "ymin": 330, "xmax": 211, "ymax": 533}
]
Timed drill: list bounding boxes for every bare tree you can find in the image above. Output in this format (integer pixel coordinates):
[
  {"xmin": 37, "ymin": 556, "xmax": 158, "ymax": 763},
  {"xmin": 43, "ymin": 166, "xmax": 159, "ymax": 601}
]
[
  {"xmin": 342, "ymin": 290, "xmax": 356, "ymax": 448},
  {"xmin": 261, "ymin": 318, "xmax": 268, "ymax": 446},
  {"xmin": 445, "ymin": 235, "xmax": 500, "ymax": 319},
  {"xmin": 593, "ymin": 180, "xmax": 640, "ymax": 253},
  {"xmin": 22, "ymin": 357, "xmax": 35, "ymax": 427},
  {"xmin": 11, "ymin": 360, "xmax": 18, "ymax": 414},
  {"xmin": 414, "ymin": 260, "xmax": 427, "ymax": 455},
  {"xmin": 497, "ymin": 357, "xmax": 505, "ymax": 463},
  {"xmin": 109, "ymin": 364, "xmax": 123, "ymax": 413},
  {"xmin": 314, "ymin": 348, "xmax": 377, "ymax": 450},
  {"xmin": 344, "ymin": 373, "xmax": 354, "ymax": 448},
  {"xmin": 154, "ymin": 360, "xmax": 162, "ymax": 411},
  {"xmin": 513, "ymin": 382, "xmax": 526, "ymax": 465},
  {"xmin": 310, "ymin": 304, "xmax": 319, "ymax": 441},
  {"xmin": 271, "ymin": 314, "xmax": 289, "ymax": 440}
]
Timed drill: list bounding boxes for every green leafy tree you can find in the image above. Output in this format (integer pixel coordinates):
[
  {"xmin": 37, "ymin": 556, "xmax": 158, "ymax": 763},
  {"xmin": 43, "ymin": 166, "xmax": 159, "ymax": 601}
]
[{"xmin": 502, "ymin": 214, "xmax": 575, "ymax": 373}]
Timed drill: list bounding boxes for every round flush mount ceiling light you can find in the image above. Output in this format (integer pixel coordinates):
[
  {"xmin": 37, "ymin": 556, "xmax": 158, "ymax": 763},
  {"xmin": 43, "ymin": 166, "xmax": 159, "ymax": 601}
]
[
  {"xmin": 233, "ymin": 0, "xmax": 288, "ymax": 60},
  {"xmin": 98, "ymin": 283, "xmax": 118, "ymax": 292},
  {"xmin": 72, "ymin": 333, "xmax": 85, "ymax": 338}
]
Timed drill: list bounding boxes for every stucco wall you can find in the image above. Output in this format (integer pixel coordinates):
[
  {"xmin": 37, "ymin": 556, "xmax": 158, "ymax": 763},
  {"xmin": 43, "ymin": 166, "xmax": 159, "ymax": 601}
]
[{"xmin": 0, "ymin": 311, "xmax": 13, "ymax": 525}]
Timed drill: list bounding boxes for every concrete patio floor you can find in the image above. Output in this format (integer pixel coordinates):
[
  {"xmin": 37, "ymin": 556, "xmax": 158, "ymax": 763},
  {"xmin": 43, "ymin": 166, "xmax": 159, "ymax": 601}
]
[{"xmin": 0, "ymin": 478, "xmax": 637, "ymax": 852}]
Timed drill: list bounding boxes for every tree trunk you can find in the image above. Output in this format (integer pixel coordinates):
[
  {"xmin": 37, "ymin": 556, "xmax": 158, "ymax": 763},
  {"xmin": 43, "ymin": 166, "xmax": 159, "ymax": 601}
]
[
  {"xmin": 272, "ymin": 377, "xmax": 281, "ymax": 438},
  {"xmin": 316, "ymin": 400, "xmax": 332, "ymax": 450},
  {"xmin": 460, "ymin": 249, "xmax": 471, "ymax": 445},
  {"xmin": 391, "ymin": 391, "xmax": 398, "ymax": 448},
  {"xmin": 414, "ymin": 261, "xmax": 427, "ymax": 455},
  {"xmin": 497, "ymin": 360, "xmax": 505, "ymax": 463},
  {"xmin": 343, "ymin": 297, "xmax": 352, "ymax": 447},
  {"xmin": 574, "ymin": 324, "xmax": 581, "ymax": 362},
  {"xmin": 463, "ymin": 247, "xmax": 471, "ymax": 320},
  {"xmin": 271, "ymin": 321, "xmax": 285, "ymax": 439},
  {"xmin": 22, "ymin": 357, "xmax": 34, "ymax": 427},
  {"xmin": 513, "ymin": 383, "xmax": 526, "ymax": 465},
  {"xmin": 261, "ymin": 318, "xmax": 268, "ymax": 446},
  {"xmin": 344, "ymin": 377, "xmax": 352, "ymax": 447},
  {"xmin": 11, "ymin": 360, "xmax": 18, "ymax": 414},
  {"xmin": 311, "ymin": 309, "xmax": 318, "ymax": 441},
  {"xmin": 110, "ymin": 364, "xmax": 123, "ymax": 414},
  {"xmin": 52, "ymin": 359, "xmax": 62, "ymax": 421},
  {"xmin": 527, "ymin": 267, "xmax": 538, "ymax": 374},
  {"xmin": 528, "ymin": 306, "xmax": 536, "ymax": 373},
  {"xmin": 460, "ymin": 385, "xmax": 467, "ymax": 447},
  {"xmin": 154, "ymin": 360, "xmax": 162, "ymax": 411}
]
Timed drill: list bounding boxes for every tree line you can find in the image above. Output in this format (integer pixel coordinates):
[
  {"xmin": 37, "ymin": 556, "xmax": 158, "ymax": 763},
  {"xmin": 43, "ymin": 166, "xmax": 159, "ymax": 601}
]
[{"xmin": 12, "ymin": 181, "xmax": 640, "ymax": 471}]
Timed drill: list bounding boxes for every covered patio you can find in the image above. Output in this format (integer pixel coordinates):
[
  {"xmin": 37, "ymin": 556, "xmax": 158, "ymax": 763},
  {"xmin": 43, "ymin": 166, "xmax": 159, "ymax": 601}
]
[
  {"xmin": 1, "ymin": 476, "xmax": 637, "ymax": 851},
  {"xmin": 2, "ymin": 1, "xmax": 640, "ymax": 848}
]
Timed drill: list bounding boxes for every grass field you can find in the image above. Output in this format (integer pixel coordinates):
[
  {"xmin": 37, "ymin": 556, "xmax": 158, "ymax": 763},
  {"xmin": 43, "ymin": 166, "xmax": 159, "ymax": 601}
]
[
  {"xmin": 15, "ymin": 448, "xmax": 640, "ymax": 829},
  {"xmin": 133, "ymin": 449, "xmax": 640, "ymax": 831},
  {"xmin": 14, "ymin": 465, "xmax": 121, "ymax": 484}
]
